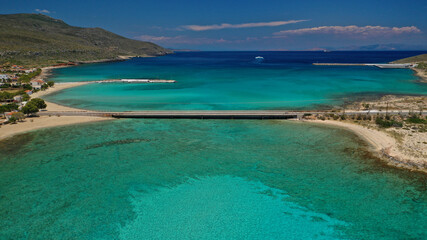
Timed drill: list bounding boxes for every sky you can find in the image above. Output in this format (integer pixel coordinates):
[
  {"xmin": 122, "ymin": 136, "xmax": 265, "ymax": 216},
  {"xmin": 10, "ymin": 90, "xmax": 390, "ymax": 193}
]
[{"xmin": 1, "ymin": 0, "xmax": 427, "ymax": 50}]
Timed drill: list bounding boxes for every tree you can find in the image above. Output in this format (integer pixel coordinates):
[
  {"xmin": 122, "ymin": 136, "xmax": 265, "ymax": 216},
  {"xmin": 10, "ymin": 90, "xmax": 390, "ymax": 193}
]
[
  {"xmin": 22, "ymin": 93, "xmax": 30, "ymax": 101},
  {"xmin": 12, "ymin": 112, "xmax": 25, "ymax": 122},
  {"xmin": 21, "ymin": 102, "xmax": 39, "ymax": 116},
  {"xmin": 41, "ymin": 83, "xmax": 49, "ymax": 90},
  {"xmin": 29, "ymin": 98, "xmax": 47, "ymax": 109},
  {"xmin": 0, "ymin": 103, "xmax": 18, "ymax": 114},
  {"xmin": 22, "ymin": 84, "xmax": 33, "ymax": 90},
  {"xmin": 47, "ymin": 81, "xmax": 55, "ymax": 87},
  {"xmin": 8, "ymin": 116, "xmax": 17, "ymax": 124},
  {"xmin": 0, "ymin": 91, "xmax": 14, "ymax": 101}
]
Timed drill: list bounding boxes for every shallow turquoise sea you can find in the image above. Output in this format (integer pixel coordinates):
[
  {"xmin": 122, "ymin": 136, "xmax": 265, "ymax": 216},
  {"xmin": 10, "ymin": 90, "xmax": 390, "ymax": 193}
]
[
  {"xmin": 45, "ymin": 52, "xmax": 427, "ymax": 111},
  {"xmin": 0, "ymin": 120, "xmax": 426, "ymax": 239},
  {"xmin": 1, "ymin": 52, "xmax": 427, "ymax": 239}
]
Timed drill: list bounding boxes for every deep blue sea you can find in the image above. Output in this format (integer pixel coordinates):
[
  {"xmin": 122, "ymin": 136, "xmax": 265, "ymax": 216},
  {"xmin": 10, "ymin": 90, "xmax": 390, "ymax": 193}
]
[
  {"xmin": 1, "ymin": 52, "xmax": 426, "ymax": 239},
  {"xmin": 45, "ymin": 51, "xmax": 427, "ymax": 111}
]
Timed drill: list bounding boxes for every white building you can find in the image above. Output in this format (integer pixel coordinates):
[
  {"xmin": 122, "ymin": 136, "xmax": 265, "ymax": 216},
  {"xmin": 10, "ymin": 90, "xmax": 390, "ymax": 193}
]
[
  {"xmin": 0, "ymin": 74, "xmax": 8, "ymax": 81},
  {"xmin": 13, "ymin": 95, "xmax": 23, "ymax": 103},
  {"xmin": 30, "ymin": 79, "xmax": 45, "ymax": 90}
]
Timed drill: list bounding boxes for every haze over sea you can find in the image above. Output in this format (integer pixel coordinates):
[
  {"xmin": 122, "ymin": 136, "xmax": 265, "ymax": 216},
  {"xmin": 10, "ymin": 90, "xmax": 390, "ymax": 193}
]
[
  {"xmin": 1, "ymin": 51, "xmax": 427, "ymax": 239},
  {"xmin": 46, "ymin": 51, "xmax": 427, "ymax": 111}
]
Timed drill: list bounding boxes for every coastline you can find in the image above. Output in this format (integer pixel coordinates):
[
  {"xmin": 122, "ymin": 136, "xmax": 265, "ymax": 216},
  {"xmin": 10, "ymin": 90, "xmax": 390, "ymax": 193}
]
[
  {"xmin": 31, "ymin": 81, "xmax": 91, "ymax": 99},
  {"xmin": 306, "ymin": 120, "xmax": 427, "ymax": 173},
  {"xmin": 2, "ymin": 61, "xmax": 425, "ymax": 173},
  {"xmin": 33, "ymin": 55, "xmax": 138, "ymax": 83},
  {"xmin": 0, "ymin": 116, "xmax": 113, "ymax": 141},
  {"xmin": 0, "ymin": 81, "xmax": 111, "ymax": 142},
  {"xmin": 411, "ymin": 67, "xmax": 427, "ymax": 83}
]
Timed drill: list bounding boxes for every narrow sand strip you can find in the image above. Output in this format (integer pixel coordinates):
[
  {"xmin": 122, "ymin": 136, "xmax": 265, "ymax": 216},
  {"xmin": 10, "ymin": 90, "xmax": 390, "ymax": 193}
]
[
  {"xmin": 1, "ymin": 81, "xmax": 112, "ymax": 141},
  {"xmin": 307, "ymin": 120, "xmax": 426, "ymax": 172},
  {"xmin": 32, "ymin": 82, "xmax": 93, "ymax": 111},
  {"xmin": 31, "ymin": 81, "xmax": 90, "ymax": 99},
  {"xmin": 0, "ymin": 116, "xmax": 112, "ymax": 141},
  {"xmin": 412, "ymin": 67, "xmax": 427, "ymax": 83},
  {"xmin": 309, "ymin": 120, "xmax": 396, "ymax": 151}
]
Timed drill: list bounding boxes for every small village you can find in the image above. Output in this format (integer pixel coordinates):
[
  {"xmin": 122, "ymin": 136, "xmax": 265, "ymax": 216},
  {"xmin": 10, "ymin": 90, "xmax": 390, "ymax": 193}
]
[{"xmin": 0, "ymin": 65, "xmax": 53, "ymax": 124}]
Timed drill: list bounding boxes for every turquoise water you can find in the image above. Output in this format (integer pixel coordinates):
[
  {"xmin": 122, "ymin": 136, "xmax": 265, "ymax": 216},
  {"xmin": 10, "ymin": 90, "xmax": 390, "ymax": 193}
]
[
  {"xmin": 2, "ymin": 52, "xmax": 427, "ymax": 239},
  {"xmin": 45, "ymin": 52, "xmax": 427, "ymax": 111},
  {"xmin": 0, "ymin": 119, "xmax": 426, "ymax": 239}
]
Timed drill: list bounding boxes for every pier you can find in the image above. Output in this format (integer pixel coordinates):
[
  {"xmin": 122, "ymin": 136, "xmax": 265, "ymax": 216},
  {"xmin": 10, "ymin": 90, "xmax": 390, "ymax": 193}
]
[
  {"xmin": 38, "ymin": 110, "xmax": 426, "ymax": 120},
  {"xmin": 39, "ymin": 110, "xmax": 300, "ymax": 119},
  {"xmin": 94, "ymin": 79, "xmax": 176, "ymax": 83},
  {"xmin": 313, "ymin": 63, "xmax": 416, "ymax": 68},
  {"xmin": 313, "ymin": 63, "xmax": 366, "ymax": 66}
]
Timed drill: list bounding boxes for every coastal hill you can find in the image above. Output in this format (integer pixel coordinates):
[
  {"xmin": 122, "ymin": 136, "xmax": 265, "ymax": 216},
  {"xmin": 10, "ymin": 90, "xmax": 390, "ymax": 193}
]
[
  {"xmin": 0, "ymin": 13, "xmax": 172, "ymax": 66},
  {"xmin": 392, "ymin": 53, "xmax": 427, "ymax": 64},
  {"xmin": 392, "ymin": 53, "xmax": 427, "ymax": 80}
]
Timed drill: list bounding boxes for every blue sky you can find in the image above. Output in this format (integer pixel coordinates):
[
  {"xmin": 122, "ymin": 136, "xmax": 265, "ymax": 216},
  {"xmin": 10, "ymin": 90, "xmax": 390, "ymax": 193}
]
[{"xmin": 2, "ymin": 0, "xmax": 427, "ymax": 50}]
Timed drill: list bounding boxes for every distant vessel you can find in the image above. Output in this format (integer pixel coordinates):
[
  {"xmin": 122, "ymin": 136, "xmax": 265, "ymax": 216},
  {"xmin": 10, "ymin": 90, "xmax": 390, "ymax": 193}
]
[{"xmin": 254, "ymin": 56, "xmax": 264, "ymax": 63}]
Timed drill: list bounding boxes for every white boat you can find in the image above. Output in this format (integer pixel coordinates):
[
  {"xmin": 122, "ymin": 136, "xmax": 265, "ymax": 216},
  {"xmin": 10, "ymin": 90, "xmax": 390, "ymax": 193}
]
[{"xmin": 255, "ymin": 56, "xmax": 264, "ymax": 60}]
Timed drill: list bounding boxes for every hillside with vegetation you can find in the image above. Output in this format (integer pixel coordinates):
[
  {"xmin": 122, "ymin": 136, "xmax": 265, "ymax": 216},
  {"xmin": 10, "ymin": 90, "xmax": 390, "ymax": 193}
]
[
  {"xmin": 392, "ymin": 53, "xmax": 427, "ymax": 63},
  {"xmin": 392, "ymin": 54, "xmax": 427, "ymax": 80},
  {"xmin": 0, "ymin": 14, "xmax": 172, "ymax": 66}
]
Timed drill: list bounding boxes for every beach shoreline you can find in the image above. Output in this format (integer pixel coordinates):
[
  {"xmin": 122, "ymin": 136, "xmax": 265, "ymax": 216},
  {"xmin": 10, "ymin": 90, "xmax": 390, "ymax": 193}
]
[
  {"xmin": 305, "ymin": 119, "xmax": 427, "ymax": 173},
  {"xmin": 1, "ymin": 63, "xmax": 425, "ymax": 173},
  {"xmin": 31, "ymin": 81, "xmax": 91, "ymax": 99},
  {"xmin": 0, "ymin": 115, "xmax": 113, "ymax": 141},
  {"xmin": 0, "ymin": 81, "xmax": 112, "ymax": 142},
  {"xmin": 411, "ymin": 67, "xmax": 427, "ymax": 83}
]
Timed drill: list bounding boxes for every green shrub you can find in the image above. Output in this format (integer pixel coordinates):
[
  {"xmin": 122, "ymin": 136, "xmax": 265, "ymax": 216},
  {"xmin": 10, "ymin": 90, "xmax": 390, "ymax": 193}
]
[
  {"xmin": 21, "ymin": 102, "xmax": 39, "ymax": 115},
  {"xmin": 375, "ymin": 118, "xmax": 403, "ymax": 128},
  {"xmin": 29, "ymin": 98, "xmax": 47, "ymax": 109},
  {"xmin": 0, "ymin": 103, "xmax": 18, "ymax": 113},
  {"xmin": 18, "ymin": 69, "xmax": 42, "ymax": 82},
  {"xmin": 406, "ymin": 115, "xmax": 427, "ymax": 124},
  {"xmin": 8, "ymin": 116, "xmax": 17, "ymax": 124}
]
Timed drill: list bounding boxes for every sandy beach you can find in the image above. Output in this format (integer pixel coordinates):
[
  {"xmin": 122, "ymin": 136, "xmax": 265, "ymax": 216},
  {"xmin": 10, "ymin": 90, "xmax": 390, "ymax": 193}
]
[
  {"xmin": 31, "ymin": 81, "xmax": 90, "ymax": 99},
  {"xmin": 32, "ymin": 82, "xmax": 94, "ymax": 112},
  {"xmin": 0, "ymin": 81, "xmax": 112, "ymax": 141},
  {"xmin": 0, "ymin": 116, "xmax": 112, "ymax": 141},
  {"xmin": 412, "ymin": 67, "xmax": 427, "ymax": 83},
  {"xmin": 308, "ymin": 120, "xmax": 427, "ymax": 172}
]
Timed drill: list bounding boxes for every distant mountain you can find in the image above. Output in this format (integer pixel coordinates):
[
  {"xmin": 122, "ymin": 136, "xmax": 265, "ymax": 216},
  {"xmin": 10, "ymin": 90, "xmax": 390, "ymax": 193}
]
[
  {"xmin": 334, "ymin": 44, "xmax": 427, "ymax": 51},
  {"xmin": 170, "ymin": 49, "xmax": 201, "ymax": 52},
  {"xmin": 0, "ymin": 13, "xmax": 172, "ymax": 66}
]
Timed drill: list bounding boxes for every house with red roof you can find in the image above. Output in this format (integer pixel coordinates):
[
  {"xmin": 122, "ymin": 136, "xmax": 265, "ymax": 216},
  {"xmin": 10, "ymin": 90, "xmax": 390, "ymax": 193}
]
[
  {"xmin": 30, "ymin": 79, "xmax": 45, "ymax": 90},
  {"xmin": 4, "ymin": 112, "xmax": 14, "ymax": 120}
]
